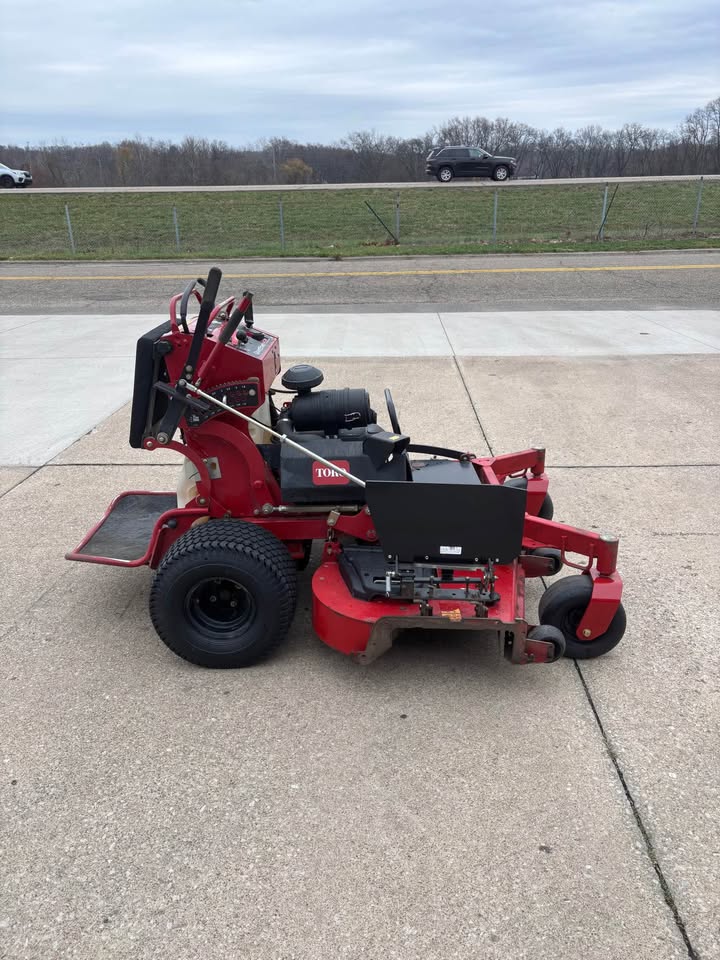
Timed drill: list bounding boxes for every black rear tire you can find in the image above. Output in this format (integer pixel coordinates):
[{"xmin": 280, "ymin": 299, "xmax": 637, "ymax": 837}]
[
  {"xmin": 538, "ymin": 492, "xmax": 554, "ymax": 520},
  {"xmin": 150, "ymin": 519, "xmax": 297, "ymax": 668},
  {"xmin": 539, "ymin": 575, "xmax": 626, "ymax": 659},
  {"xmin": 503, "ymin": 476, "xmax": 553, "ymax": 519}
]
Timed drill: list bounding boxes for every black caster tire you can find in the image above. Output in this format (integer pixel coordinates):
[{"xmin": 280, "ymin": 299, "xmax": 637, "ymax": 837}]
[
  {"xmin": 530, "ymin": 547, "xmax": 562, "ymax": 575},
  {"xmin": 527, "ymin": 624, "xmax": 566, "ymax": 662},
  {"xmin": 150, "ymin": 519, "xmax": 297, "ymax": 668},
  {"xmin": 539, "ymin": 575, "xmax": 626, "ymax": 660}
]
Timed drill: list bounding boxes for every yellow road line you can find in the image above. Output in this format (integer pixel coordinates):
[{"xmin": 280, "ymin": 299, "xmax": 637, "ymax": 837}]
[{"xmin": 0, "ymin": 263, "xmax": 719, "ymax": 281}]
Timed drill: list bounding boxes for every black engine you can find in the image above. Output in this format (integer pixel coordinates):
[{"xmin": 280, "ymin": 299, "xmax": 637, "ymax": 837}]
[
  {"xmin": 271, "ymin": 365, "xmax": 409, "ymax": 503},
  {"xmin": 287, "ymin": 388, "xmax": 376, "ymax": 434}
]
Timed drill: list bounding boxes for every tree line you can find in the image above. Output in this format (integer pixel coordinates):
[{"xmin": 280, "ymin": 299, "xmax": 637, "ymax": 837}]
[{"xmin": 2, "ymin": 96, "xmax": 718, "ymax": 188}]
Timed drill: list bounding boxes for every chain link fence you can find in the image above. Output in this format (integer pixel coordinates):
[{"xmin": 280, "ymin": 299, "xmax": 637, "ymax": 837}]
[{"xmin": 0, "ymin": 179, "xmax": 717, "ymax": 259}]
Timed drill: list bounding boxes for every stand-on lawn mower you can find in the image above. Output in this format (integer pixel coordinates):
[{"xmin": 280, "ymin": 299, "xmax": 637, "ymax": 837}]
[{"xmin": 67, "ymin": 268, "xmax": 626, "ymax": 668}]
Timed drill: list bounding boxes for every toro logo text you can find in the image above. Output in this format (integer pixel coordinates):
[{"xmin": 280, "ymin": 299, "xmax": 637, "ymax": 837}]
[{"xmin": 312, "ymin": 460, "xmax": 351, "ymax": 486}]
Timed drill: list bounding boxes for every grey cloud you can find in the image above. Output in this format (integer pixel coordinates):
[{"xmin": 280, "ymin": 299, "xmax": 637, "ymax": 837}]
[{"xmin": 1, "ymin": 0, "xmax": 718, "ymax": 144}]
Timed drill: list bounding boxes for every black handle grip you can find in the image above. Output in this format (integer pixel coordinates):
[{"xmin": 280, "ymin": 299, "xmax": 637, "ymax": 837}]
[
  {"xmin": 219, "ymin": 305, "xmax": 245, "ymax": 345},
  {"xmin": 218, "ymin": 291, "xmax": 254, "ymax": 345},
  {"xmin": 201, "ymin": 267, "xmax": 222, "ymax": 309},
  {"xmin": 185, "ymin": 267, "xmax": 222, "ymax": 376},
  {"xmin": 242, "ymin": 293, "xmax": 254, "ymax": 327},
  {"xmin": 194, "ymin": 267, "xmax": 222, "ymax": 341},
  {"xmin": 178, "ymin": 279, "xmax": 198, "ymax": 332}
]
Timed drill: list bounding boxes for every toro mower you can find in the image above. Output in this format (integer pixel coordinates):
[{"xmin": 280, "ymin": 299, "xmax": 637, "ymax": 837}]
[{"xmin": 67, "ymin": 268, "xmax": 626, "ymax": 668}]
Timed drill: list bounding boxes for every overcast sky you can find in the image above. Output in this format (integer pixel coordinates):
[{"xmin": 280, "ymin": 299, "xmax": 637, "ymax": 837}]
[{"xmin": 1, "ymin": 0, "xmax": 718, "ymax": 146}]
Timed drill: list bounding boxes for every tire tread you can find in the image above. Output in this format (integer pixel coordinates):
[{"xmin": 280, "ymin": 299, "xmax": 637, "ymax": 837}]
[{"xmin": 150, "ymin": 519, "xmax": 297, "ymax": 667}]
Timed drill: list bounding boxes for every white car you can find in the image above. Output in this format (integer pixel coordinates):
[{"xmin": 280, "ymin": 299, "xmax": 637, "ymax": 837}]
[{"xmin": 0, "ymin": 162, "xmax": 32, "ymax": 188}]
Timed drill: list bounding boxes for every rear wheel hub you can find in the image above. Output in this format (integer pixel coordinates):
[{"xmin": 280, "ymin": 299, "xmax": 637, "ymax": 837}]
[{"xmin": 186, "ymin": 577, "xmax": 255, "ymax": 633}]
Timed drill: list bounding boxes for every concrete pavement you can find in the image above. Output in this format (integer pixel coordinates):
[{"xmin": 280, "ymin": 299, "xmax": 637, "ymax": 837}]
[
  {"xmin": 2, "ymin": 262, "xmax": 719, "ymax": 959},
  {"xmin": 2, "ymin": 308, "xmax": 719, "ymax": 466},
  {"xmin": 2, "ymin": 378, "xmax": 711, "ymax": 960},
  {"xmin": 0, "ymin": 462, "xmax": 692, "ymax": 959}
]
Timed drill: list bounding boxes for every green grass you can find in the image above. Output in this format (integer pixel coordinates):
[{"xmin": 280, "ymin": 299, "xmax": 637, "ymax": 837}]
[{"xmin": 1, "ymin": 181, "xmax": 718, "ymax": 260}]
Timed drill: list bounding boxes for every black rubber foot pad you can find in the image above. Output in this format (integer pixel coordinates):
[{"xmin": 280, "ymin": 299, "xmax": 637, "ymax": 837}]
[{"xmin": 78, "ymin": 493, "xmax": 177, "ymax": 562}]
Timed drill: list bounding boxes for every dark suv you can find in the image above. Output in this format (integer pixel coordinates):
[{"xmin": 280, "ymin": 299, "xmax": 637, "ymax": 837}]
[{"xmin": 425, "ymin": 146, "xmax": 516, "ymax": 183}]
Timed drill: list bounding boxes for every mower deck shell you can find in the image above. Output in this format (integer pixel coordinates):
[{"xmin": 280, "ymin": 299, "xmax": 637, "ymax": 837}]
[{"xmin": 311, "ymin": 555, "xmax": 554, "ymax": 664}]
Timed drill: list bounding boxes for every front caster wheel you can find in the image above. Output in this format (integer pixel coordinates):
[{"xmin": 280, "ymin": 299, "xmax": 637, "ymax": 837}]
[
  {"xmin": 530, "ymin": 547, "xmax": 562, "ymax": 575},
  {"xmin": 527, "ymin": 624, "xmax": 565, "ymax": 662},
  {"xmin": 538, "ymin": 575, "xmax": 626, "ymax": 659},
  {"xmin": 150, "ymin": 519, "xmax": 297, "ymax": 668}
]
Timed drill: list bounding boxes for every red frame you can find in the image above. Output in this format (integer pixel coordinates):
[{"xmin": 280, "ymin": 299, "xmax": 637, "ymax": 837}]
[{"xmin": 67, "ymin": 289, "xmax": 624, "ymax": 659}]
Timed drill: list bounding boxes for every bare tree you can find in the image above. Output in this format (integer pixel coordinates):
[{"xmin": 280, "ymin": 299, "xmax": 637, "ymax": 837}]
[
  {"xmin": 707, "ymin": 96, "xmax": 720, "ymax": 171},
  {"xmin": 341, "ymin": 130, "xmax": 394, "ymax": 181},
  {"xmin": 2, "ymin": 94, "xmax": 717, "ymax": 187}
]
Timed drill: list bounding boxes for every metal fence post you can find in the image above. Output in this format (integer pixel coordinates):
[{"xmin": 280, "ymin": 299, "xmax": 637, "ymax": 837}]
[
  {"xmin": 172, "ymin": 205, "xmax": 181, "ymax": 250},
  {"xmin": 692, "ymin": 177, "xmax": 704, "ymax": 235},
  {"xmin": 395, "ymin": 192, "xmax": 401, "ymax": 242},
  {"xmin": 278, "ymin": 199, "xmax": 285, "ymax": 251},
  {"xmin": 64, "ymin": 204, "xmax": 76, "ymax": 254},
  {"xmin": 492, "ymin": 190, "xmax": 499, "ymax": 243},
  {"xmin": 599, "ymin": 184, "xmax": 609, "ymax": 240}
]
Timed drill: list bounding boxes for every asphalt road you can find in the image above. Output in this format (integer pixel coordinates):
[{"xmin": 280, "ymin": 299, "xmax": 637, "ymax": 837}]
[
  {"xmin": 2, "ymin": 249, "xmax": 719, "ymax": 314},
  {"xmin": 1, "ymin": 174, "xmax": 717, "ymax": 195}
]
